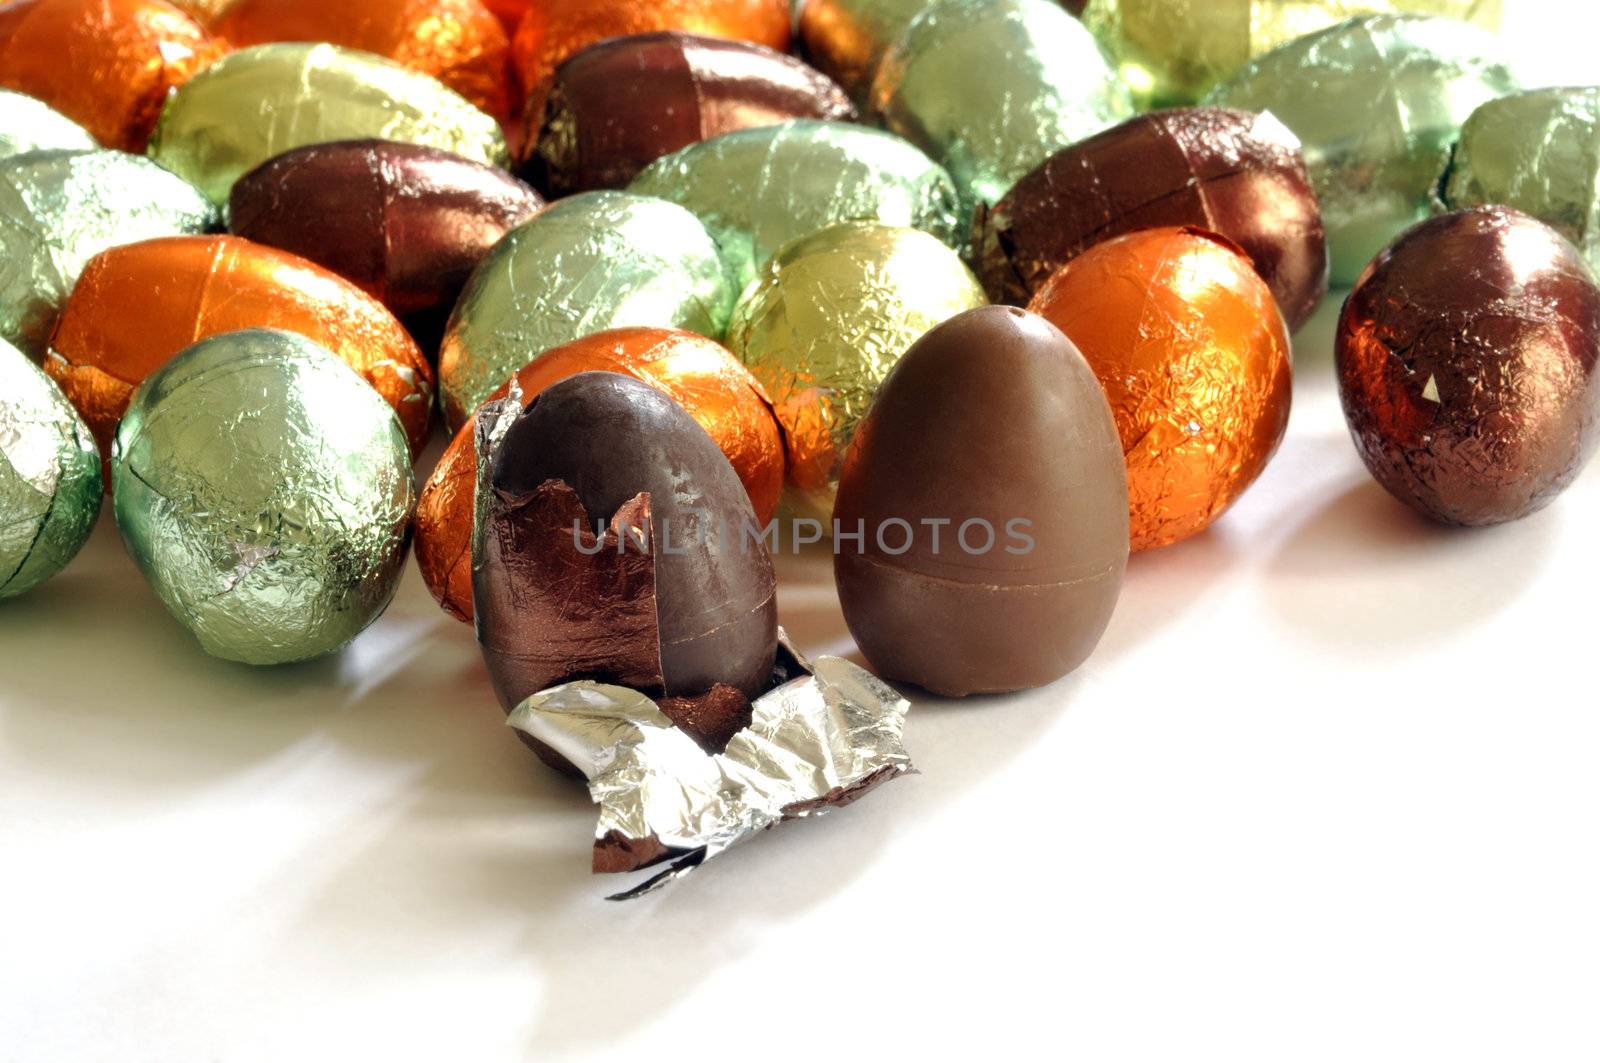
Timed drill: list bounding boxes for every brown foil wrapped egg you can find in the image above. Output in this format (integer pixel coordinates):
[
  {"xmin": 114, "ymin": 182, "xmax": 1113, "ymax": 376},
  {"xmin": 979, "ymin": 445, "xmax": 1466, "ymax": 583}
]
[
  {"xmin": 45, "ymin": 235, "xmax": 434, "ymax": 459},
  {"xmin": 1028, "ymin": 226, "xmax": 1292, "ymax": 551},
  {"xmin": 417, "ymin": 327, "xmax": 784, "ymax": 623},
  {"xmin": 1337, "ymin": 207, "xmax": 1600, "ymax": 526}
]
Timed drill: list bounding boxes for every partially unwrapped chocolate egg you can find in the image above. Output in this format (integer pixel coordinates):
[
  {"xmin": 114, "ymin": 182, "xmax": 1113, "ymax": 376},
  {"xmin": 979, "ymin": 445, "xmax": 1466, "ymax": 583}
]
[
  {"xmin": 834, "ymin": 306, "xmax": 1128, "ymax": 697},
  {"xmin": 1337, "ymin": 207, "xmax": 1600, "ymax": 526},
  {"xmin": 0, "ymin": 90, "xmax": 97, "ymax": 162}
]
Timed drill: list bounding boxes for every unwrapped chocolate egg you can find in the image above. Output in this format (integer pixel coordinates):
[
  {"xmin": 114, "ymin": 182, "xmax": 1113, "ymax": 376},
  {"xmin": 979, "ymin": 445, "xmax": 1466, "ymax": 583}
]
[
  {"xmin": 418, "ymin": 327, "xmax": 784, "ymax": 623},
  {"xmin": 870, "ymin": 0, "xmax": 1133, "ymax": 210},
  {"xmin": 1, "ymin": 149, "xmax": 217, "ymax": 361},
  {"xmin": 977, "ymin": 107, "xmax": 1328, "ymax": 331},
  {"xmin": 520, "ymin": 32, "xmax": 856, "ymax": 196},
  {"xmin": 0, "ymin": 0, "xmax": 227, "ymax": 152},
  {"xmin": 1207, "ymin": 14, "xmax": 1519, "ymax": 285},
  {"xmin": 1436, "ymin": 88, "xmax": 1600, "ymax": 274},
  {"xmin": 0, "ymin": 90, "xmax": 97, "ymax": 162},
  {"xmin": 834, "ymin": 306, "xmax": 1128, "ymax": 697},
  {"xmin": 1028, "ymin": 227, "xmax": 1292, "ymax": 551},
  {"xmin": 0, "ymin": 338, "xmax": 101, "ymax": 600},
  {"xmin": 211, "ymin": 0, "xmax": 516, "ymax": 124},
  {"xmin": 726, "ymin": 221, "xmax": 987, "ymax": 521},
  {"xmin": 46, "ymin": 235, "xmax": 434, "ymax": 458},
  {"xmin": 148, "ymin": 43, "xmax": 511, "ymax": 205},
  {"xmin": 229, "ymin": 140, "xmax": 545, "ymax": 325},
  {"xmin": 629, "ymin": 120, "xmax": 962, "ymax": 294},
  {"xmin": 437, "ymin": 191, "xmax": 733, "ymax": 429},
  {"xmin": 797, "ymin": 0, "xmax": 931, "ymax": 102},
  {"xmin": 1337, "ymin": 207, "xmax": 1600, "ymax": 526}
]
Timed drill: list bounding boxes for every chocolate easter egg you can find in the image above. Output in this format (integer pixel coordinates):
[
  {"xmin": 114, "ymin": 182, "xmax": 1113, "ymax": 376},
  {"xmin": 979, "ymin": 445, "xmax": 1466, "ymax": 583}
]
[
  {"xmin": 522, "ymin": 32, "xmax": 856, "ymax": 196},
  {"xmin": 834, "ymin": 306, "xmax": 1128, "ymax": 697},
  {"xmin": 798, "ymin": 0, "xmax": 931, "ymax": 102},
  {"xmin": 1337, "ymin": 207, "xmax": 1600, "ymax": 526},
  {"xmin": 0, "ymin": 90, "xmax": 97, "ymax": 162}
]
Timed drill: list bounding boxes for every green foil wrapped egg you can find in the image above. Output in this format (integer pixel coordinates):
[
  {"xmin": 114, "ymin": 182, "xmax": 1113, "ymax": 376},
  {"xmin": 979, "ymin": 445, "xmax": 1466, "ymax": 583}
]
[
  {"xmin": 148, "ymin": 43, "xmax": 512, "ymax": 205},
  {"xmin": 869, "ymin": 0, "xmax": 1134, "ymax": 212},
  {"xmin": 726, "ymin": 221, "xmax": 987, "ymax": 521},
  {"xmin": 1207, "ymin": 13, "xmax": 1519, "ymax": 285},
  {"xmin": 0, "ymin": 149, "xmax": 217, "ymax": 360},
  {"xmin": 1437, "ymin": 87, "xmax": 1600, "ymax": 273},
  {"xmin": 0, "ymin": 89, "xmax": 98, "ymax": 163},
  {"xmin": 437, "ymin": 190, "xmax": 733, "ymax": 429},
  {"xmin": 112, "ymin": 329, "xmax": 415, "ymax": 666},
  {"xmin": 1, "ymin": 337, "xmax": 101, "ymax": 600},
  {"xmin": 628, "ymin": 119, "xmax": 963, "ymax": 296},
  {"xmin": 797, "ymin": 0, "xmax": 934, "ymax": 102}
]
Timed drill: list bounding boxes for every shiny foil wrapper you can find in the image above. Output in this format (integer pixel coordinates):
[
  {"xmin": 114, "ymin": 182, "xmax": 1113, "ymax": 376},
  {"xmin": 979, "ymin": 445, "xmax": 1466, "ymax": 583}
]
[
  {"xmin": 165, "ymin": 0, "xmax": 232, "ymax": 22},
  {"xmin": 508, "ymin": 638, "xmax": 915, "ymax": 899},
  {"xmin": 0, "ymin": 0, "xmax": 227, "ymax": 152},
  {"xmin": 797, "ymin": 0, "xmax": 932, "ymax": 102},
  {"xmin": 1028, "ymin": 227, "xmax": 1293, "ymax": 551},
  {"xmin": 47, "ymin": 235, "xmax": 435, "ymax": 459},
  {"xmin": 0, "ymin": 149, "xmax": 217, "ymax": 362},
  {"xmin": 437, "ymin": 191, "xmax": 734, "ymax": 430},
  {"xmin": 0, "ymin": 90, "xmax": 98, "ymax": 163},
  {"xmin": 726, "ymin": 221, "xmax": 987, "ymax": 521},
  {"xmin": 869, "ymin": 0, "xmax": 1133, "ymax": 212},
  {"xmin": 1207, "ymin": 13, "xmax": 1520, "ymax": 285},
  {"xmin": 629, "ymin": 120, "xmax": 963, "ymax": 296},
  {"xmin": 1437, "ymin": 88, "xmax": 1600, "ymax": 275},
  {"xmin": 0, "ymin": 338, "xmax": 102, "ymax": 599},
  {"xmin": 211, "ymin": 0, "xmax": 517, "ymax": 125},
  {"xmin": 148, "ymin": 43, "xmax": 512, "ymax": 206},
  {"xmin": 112, "ymin": 329, "xmax": 415, "ymax": 666},
  {"xmin": 417, "ymin": 326, "xmax": 785, "ymax": 623}
]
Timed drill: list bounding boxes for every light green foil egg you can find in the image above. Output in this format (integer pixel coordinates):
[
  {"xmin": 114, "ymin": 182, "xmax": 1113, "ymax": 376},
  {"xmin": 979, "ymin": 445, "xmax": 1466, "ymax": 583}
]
[
  {"xmin": 0, "ymin": 149, "xmax": 217, "ymax": 360},
  {"xmin": 0, "ymin": 89, "xmax": 98, "ymax": 163},
  {"xmin": 148, "ymin": 43, "xmax": 512, "ymax": 205},
  {"xmin": 1207, "ymin": 13, "xmax": 1519, "ymax": 285},
  {"xmin": 436, "ymin": 190, "xmax": 733, "ymax": 430},
  {"xmin": 628, "ymin": 120, "xmax": 963, "ymax": 296},
  {"xmin": 1437, "ymin": 87, "xmax": 1600, "ymax": 274},
  {"xmin": 1, "ymin": 337, "xmax": 102, "ymax": 600},
  {"xmin": 869, "ymin": 0, "xmax": 1133, "ymax": 213},
  {"xmin": 112, "ymin": 329, "xmax": 415, "ymax": 666}
]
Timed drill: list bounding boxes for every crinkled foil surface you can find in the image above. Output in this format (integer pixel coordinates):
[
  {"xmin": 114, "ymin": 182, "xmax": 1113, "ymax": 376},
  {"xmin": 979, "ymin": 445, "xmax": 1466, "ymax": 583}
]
[
  {"xmin": 1439, "ymin": 87, "xmax": 1600, "ymax": 275},
  {"xmin": 112, "ymin": 329, "xmax": 415, "ymax": 665},
  {"xmin": 798, "ymin": 0, "xmax": 935, "ymax": 102},
  {"xmin": 1207, "ymin": 13, "xmax": 1519, "ymax": 285},
  {"xmin": 0, "ymin": 90, "xmax": 97, "ymax": 163},
  {"xmin": 629, "ymin": 119, "xmax": 963, "ymax": 295},
  {"xmin": 726, "ymin": 221, "xmax": 985, "ymax": 521},
  {"xmin": 870, "ymin": 0, "xmax": 1133, "ymax": 212},
  {"xmin": 0, "ymin": 338, "xmax": 101, "ymax": 599},
  {"xmin": 509, "ymin": 645, "xmax": 915, "ymax": 899},
  {"xmin": 148, "ymin": 43, "xmax": 511, "ymax": 205},
  {"xmin": 0, "ymin": 149, "xmax": 217, "ymax": 361},
  {"xmin": 437, "ymin": 191, "xmax": 734, "ymax": 429}
]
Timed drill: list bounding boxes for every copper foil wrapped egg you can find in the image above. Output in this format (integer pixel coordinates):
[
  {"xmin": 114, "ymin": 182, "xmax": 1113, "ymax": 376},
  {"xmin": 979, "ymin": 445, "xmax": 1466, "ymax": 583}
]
[
  {"xmin": 0, "ymin": 0, "xmax": 227, "ymax": 152},
  {"xmin": 726, "ymin": 221, "xmax": 988, "ymax": 521},
  {"xmin": 211, "ymin": 0, "xmax": 516, "ymax": 125},
  {"xmin": 797, "ymin": 0, "xmax": 931, "ymax": 103},
  {"xmin": 520, "ymin": 32, "xmax": 857, "ymax": 196},
  {"xmin": 0, "ymin": 90, "xmax": 97, "ymax": 162},
  {"xmin": 229, "ymin": 140, "xmax": 545, "ymax": 329},
  {"xmin": 833, "ymin": 306, "xmax": 1129, "ymax": 697},
  {"xmin": 511, "ymin": 0, "xmax": 792, "ymax": 93},
  {"xmin": 417, "ymin": 327, "xmax": 785, "ymax": 623},
  {"xmin": 46, "ymin": 235, "xmax": 434, "ymax": 459},
  {"xmin": 1028, "ymin": 226, "xmax": 1292, "ymax": 551},
  {"xmin": 977, "ymin": 107, "xmax": 1328, "ymax": 332},
  {"xmin": 148, "ymin": 43, "xmax": 512, "ymax": 206},
  {"xmin": 1337, "ymin": 207, "xmax": 1600, "ymax": 526}
]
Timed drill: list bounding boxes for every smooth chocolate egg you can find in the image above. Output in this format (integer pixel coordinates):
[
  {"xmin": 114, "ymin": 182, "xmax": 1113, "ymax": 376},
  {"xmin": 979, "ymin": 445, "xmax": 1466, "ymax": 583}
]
[
  {"xmin": 834, "ymin": 306, "xmax": 1128, "ymax": 697},
  {"xmin": 1337, "ymin": 206, "xmax": 1600, "ymax": 526}
]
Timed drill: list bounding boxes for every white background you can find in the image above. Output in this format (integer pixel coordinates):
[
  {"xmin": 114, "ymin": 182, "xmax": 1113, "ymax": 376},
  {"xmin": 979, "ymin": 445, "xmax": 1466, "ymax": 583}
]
[{"xmin": 3, "ymin": 5, "xmax": 1597, "ymax": 1060}]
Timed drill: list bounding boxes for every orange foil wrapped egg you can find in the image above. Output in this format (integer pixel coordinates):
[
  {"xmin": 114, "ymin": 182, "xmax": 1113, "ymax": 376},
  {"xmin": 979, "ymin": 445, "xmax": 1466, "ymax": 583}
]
[
  {"xmin": 45, "ymin": 235, "xmax": 434, "ymax": 459},
  {"xmin": 1028, "ymin": 226, "xmax": 1292, "ymax": 551},
  {"xmin": 0, "ymin": 0, "xmax": 228, "ymax": 151},
  {"xmin": 511, "ymin": 0, "xmax": 791, "ymax": 93},
  {"xmin": 211, "ymin": 0, "xmax": 516, "ymax": 125},
  {"xmin": 415, "ymin": 326, "xmax": 785, "ymax": 622}
]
